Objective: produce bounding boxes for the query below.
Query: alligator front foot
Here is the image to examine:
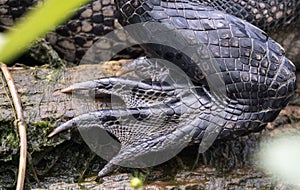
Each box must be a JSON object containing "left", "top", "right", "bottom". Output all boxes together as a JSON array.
[{"left": 49, "top": 75, "right": 206, "bottom": 177}]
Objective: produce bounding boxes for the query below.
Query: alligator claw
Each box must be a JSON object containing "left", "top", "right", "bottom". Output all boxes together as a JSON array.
[
  {"left": 48, "top": 119, "right": 74, "bottom": 137},
  {"left": 49, "top": 101, "right": 202, "bottom": 177},
  {"left": 60, "top": 76, "right": 191, "bottom": 108},
  {"left": 60, "top": 81, "right": 98, "bottom": 93}
]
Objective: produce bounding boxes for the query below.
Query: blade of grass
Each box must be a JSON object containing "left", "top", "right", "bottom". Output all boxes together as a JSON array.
[{"left": 0, "top": 0, "right": 91, "bottom": 63}]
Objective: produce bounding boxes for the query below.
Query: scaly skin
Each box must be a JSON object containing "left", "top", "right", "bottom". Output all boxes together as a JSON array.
[
  {"left": 48, "top": 0, "right": 297, "bottom": 178},
  {"left": 0, "top": 0, "right": 299, "bottom": 61}
]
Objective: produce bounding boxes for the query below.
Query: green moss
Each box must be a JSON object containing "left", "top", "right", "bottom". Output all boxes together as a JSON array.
[
  {"left": 0, "top": 122, "right": 19, "bottom": 162},
  {"left": 0, "top": 119, "right": 66, "bottom": 161},
  {"left": 28, "top": 120, "right": 67, "bottom": 152},
  {"left": 5, "top": 133, "right": 18, "bottom": 147}
]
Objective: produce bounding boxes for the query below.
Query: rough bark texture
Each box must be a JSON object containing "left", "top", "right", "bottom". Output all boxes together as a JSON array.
[{"left": 0, "top": 61, "right": 128, "bottom": 122}]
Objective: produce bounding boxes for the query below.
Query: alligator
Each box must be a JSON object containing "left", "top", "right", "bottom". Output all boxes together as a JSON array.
[{"left": 44, "top": 0, "right": 298, "bottom": 177}]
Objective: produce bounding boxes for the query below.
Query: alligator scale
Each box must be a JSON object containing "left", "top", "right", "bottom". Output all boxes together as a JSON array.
[{"left": 1, "top": 0, "right": 298, "bottom": 177}]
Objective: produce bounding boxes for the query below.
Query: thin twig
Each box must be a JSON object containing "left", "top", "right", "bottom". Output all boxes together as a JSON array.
[
  {"left": 0, "top": 63, "right": 27, "bottom": 190},
  {"left": 27, "top": 152, "right": 40, "bottom": 187}
]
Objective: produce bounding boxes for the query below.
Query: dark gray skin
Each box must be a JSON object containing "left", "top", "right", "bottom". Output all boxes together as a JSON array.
[
  {"left": 47, "top": 0, "right": 297, "bottom": 178},
  {"left": 1, "top": 0, "right": 299, "bottom": 62}
]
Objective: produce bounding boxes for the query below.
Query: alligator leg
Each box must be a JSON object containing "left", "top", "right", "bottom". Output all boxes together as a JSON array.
[
  {"left": 49, "top": 92, "right": 202, "bottom": 177},
  {"left": 49, "top": 58, "right": 233, "bottom": 177},
  {"left": 49, "top": 72, "right": 205, "bottom": 174}
]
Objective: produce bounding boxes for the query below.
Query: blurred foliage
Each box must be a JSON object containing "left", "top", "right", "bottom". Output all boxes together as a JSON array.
[{"left": 0, "top": 0, "right": 91, "bottom": 63}]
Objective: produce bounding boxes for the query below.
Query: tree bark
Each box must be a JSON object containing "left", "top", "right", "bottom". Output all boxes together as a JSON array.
[{"left": 0, "top": 61, "right": 129, "bottom": 123}]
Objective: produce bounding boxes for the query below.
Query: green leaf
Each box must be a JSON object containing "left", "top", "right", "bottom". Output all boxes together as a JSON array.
[{"left": 0, "top": 0, "right": 91, "bottom": 63}]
